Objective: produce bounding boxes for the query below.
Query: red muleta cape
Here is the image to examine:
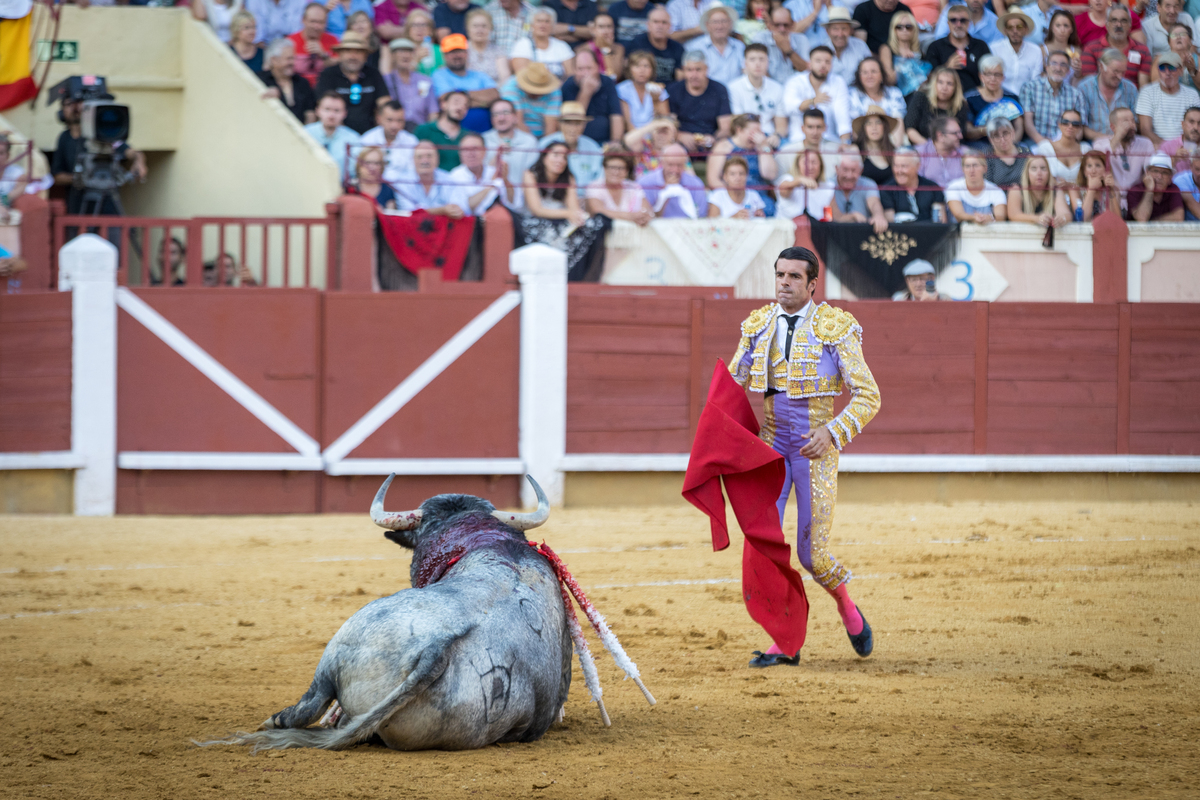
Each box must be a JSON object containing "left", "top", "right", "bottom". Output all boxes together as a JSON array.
[{"left": 682, "top": 360, "right": 809, "bottom": 655}]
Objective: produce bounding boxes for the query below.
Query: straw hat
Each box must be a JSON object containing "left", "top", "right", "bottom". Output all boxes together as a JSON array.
[
  {"left": 332, "top": 34, "right": 371, "bottom": 51},
  {"left": 821, "top": 8, "right": 860, "bottom": 28},
  {"left": 559, "top": 101, "right": 593, "bottom": 122},
  {"left": 851, "top": 104, "right": 902, "bottom": 138},
  {"left": 995, "top": 9, "right": 1034, "bottom": 32},
  {"left": 515, "top": 62, "right": 563, "bottom": 96}
]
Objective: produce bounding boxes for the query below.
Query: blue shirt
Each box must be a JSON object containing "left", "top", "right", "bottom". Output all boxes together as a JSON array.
[
  {"left": 932, "top": 1, "right": 1002, "bottom": 45},
  {"left": 245, "top": 0, "right": 306, "bottom": 42},
  {"left": 304, "top": 123, "right": 362, "bottom": 183},
  {"left": 561, "top": 74, "right": 623, "bottom": 143},
  {"left": 326, "top": 0, "right": 375, "bottom": 36},
  {"left": 1175, "top": 172, "right": 1200, "bottom": 220},
  {"left": 431, "top": 67, "right": 498, "bottom": 132}
]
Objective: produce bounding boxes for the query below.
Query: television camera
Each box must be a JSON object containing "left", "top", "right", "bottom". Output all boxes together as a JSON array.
[{"left": 47, "top": 76, "right": 135, "bottom": 215}]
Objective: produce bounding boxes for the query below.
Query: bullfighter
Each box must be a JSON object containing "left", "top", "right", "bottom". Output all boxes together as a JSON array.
[{"left": 730, "top": 246, "right": 881, "bottom": 667}]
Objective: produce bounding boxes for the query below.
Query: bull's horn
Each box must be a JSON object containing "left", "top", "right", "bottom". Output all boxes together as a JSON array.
[
  {"left": 493, "top": 475, "right": 550, "bottom": 531},
  {"left": 370, "top": 474, "right": 424, "bottom": 530}
]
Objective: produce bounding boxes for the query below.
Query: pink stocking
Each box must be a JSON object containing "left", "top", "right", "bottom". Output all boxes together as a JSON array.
[{"left": 827, "top": 583, "right": 863, "bottom": 635}]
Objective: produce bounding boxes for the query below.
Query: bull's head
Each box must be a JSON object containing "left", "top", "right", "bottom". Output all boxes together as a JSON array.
[{"left": 370, "top": 474, "right": 549, "bottom": 544}]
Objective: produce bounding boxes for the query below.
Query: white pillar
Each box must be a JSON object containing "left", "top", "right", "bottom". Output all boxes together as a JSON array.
[
  {"left": 58, "top": 235, "right": 118, "bottom": 516},
  {"left": 510, "top": 243, "right": 567, "bottom": 508}
]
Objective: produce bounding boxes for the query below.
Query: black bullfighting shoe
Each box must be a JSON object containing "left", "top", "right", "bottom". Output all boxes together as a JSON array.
[
  {"left": 749, "top": 650, "right": 801, "bottom": 668},
  {"left": 847, "top": 606, "right": 873, "bottom": 658}
]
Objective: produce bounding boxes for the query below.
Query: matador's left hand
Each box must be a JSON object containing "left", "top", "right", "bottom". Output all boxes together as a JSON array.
[{"left": 799, "top": 426, "right": 834, "bottom": 459}]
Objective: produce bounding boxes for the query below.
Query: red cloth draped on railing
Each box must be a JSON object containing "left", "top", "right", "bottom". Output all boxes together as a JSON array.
[
  {"left": 682, "top": 360, "right": 809, "bottom": 655},
  {"left": 375, "top": 210, "right": 475, "bottom": 281}
]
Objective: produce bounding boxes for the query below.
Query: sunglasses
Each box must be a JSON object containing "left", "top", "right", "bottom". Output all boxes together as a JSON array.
[
  {"left": 948, "top": 17, "right": 970, "bottom": 24},
  {"left": 1060, "top": 118, "right": 1083, "bottom": 127},
  {"left": 1159, "top": 63, "right": 1180, "bottom": 71},
  {"left": 895, "top": 22, "right": 914, "bottom": 29}
]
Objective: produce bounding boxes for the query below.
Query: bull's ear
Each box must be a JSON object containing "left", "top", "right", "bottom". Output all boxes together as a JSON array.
[{"left": 384, "top": 529, "right": 417, "bottom": 549}]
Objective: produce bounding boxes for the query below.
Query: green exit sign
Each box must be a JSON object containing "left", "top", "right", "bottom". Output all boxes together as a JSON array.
[{"left": 36, "top": 40, "right": 79, "bottom": 62}]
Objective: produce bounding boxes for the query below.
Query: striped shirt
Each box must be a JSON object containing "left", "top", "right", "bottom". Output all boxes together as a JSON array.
[
  {"left": 483, "top": 0, "right": 536, "bottom": 54},
  {"left": 1134, "top": 82, "right": 1200, "bottom": 140}
]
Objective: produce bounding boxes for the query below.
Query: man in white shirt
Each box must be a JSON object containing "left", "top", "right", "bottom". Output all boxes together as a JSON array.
[
  {"left": 823, "top": 8, "right": 872, "bottom": 86},
  {"left": 359, "top": 101, "right": 419, "bottom": 187},
  {"left": 449, "top": 133, "right": 511, "bottom": 215},
  {"left": 781, "top": 46, "right": 852, "bottom": 143},
  {"left": 1143, "top": 0, "right": 1197, "bottom": 55},
  {"left": 751, "top": 6, "right": 811, "bottom": 84},
  {"left": 481, "top": 98, "right": 539, "bottom": 211},
  {"left": 728, "top": 44, "right": 785, "bottom": 143},
  {"left": 691, "top": 5, "right": 746, "bottom": 86},
  {"left": 1136, "top": 51, "right": 1200, "bottom": 147},
  {"left": 665, "top": 0, "right": 721, "bottom": 43},
  {"left": 992, "top": 9, "right": 1044, "bottom": 96},
  {"left": 395, "top": 141, "right": 471, "bottom": 215}
]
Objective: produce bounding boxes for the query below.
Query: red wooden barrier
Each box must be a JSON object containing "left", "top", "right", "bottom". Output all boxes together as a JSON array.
[{"left": 0, "top": 292, "right": 71, "bottom": 452}]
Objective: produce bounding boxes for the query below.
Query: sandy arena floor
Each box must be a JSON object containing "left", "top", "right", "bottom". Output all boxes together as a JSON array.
[{"left": 1, "top": 500, "right": 1198, "bottom": 799}]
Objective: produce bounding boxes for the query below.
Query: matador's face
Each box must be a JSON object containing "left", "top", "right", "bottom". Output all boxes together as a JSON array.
[{"left": 775, "top": 259, "right": 816, "bottom": 314}]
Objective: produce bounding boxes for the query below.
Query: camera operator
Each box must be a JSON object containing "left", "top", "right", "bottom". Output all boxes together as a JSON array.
[{"left": 50, "top": 95, "right": 147, "bottom": 215}]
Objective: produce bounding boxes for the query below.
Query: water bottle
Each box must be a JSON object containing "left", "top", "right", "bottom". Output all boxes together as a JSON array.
[{"left": 1074, "top": 198, "right": 1084, "bottom": 222}]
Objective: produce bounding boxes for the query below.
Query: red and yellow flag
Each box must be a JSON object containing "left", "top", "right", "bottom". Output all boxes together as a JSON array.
[{"left": 0, "top": 9, "right": 36, "bottom": 110}]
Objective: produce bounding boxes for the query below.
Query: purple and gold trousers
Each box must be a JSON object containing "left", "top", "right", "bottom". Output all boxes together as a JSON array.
[{"left": 761, "top": 392, "right": 853, "bottom": 591}]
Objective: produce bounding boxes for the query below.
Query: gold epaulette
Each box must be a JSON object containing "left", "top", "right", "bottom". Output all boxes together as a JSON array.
[
  {"left": 812, "top": 303, "right": 861, "bottom": 345},
  {"left": 740, "top": 304, "right": 777, "bottom": 337}
]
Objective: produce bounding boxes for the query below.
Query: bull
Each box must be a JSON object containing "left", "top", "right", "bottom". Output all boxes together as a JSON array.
[{"left": 205, "top": 474, "right": 571, "bottom": 752}]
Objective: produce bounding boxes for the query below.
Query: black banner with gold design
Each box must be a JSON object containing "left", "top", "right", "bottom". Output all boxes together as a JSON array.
[{"left": 809, "top": 222, "right": 960, "bottom": 299}]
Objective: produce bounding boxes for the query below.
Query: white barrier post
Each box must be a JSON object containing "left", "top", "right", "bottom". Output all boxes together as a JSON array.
[
  {"left": 510, "top": 243, "right": 567, "bottom": 508},
  {"left": 58, "top": 234, "right": 118, "bottom": 516}
]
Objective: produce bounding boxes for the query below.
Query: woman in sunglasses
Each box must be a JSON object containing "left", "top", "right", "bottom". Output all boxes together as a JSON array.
[
  {"left": 879, "top": 11, "right": 929, "bottom": 97},
  {"left": 1035, "top": 109, "right": 1091, "bottom": 190}
]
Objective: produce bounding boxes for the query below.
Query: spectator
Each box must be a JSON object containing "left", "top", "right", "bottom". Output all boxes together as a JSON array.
[
  {"left": 1006, "top": 153, "right": 1070, "bottom": 228},
  {"left": 561, "top": 49, "right": 623, "bottom": 144},
  {"left": 992, "top": 9, "right": 1044, "bottom": 95},
  {"left": 892, "top": 259, "right": 940, "bottom": 301},
  {"left": 1079, "top": 48, "right": 1140, "bottom": 139},
  {"left": 0, "top": 134, "right": 28, "bottom": 205},
  {"left": 629, "top": 6, "right": 687, "bottom": 84},
  {"left": 519, "top": 142, "right": 608, "bottom": 281},
  {"left": 905, "top": 67, "right": 969, "bottom": 146},
  {"left": 465, "top": 10, "right": 511, "bottom": 83},
  {"left": 667, "top": 52, "right": 733, "bottom": 154},
  {"left": 1166, "top": 23, "right": 1199, "bottom": 88},
  {"left": 608, "top": 0, "right": 656, "bottom": 50},
  {"left": 639, "top": 142, "right": 709, "bottom": 217},
  {"left": 1037, "top": 108, "right": 1092, "bottom": 186},
  {"left": 984, "top": 117, "right": 1031, "bottom": 188},
  {"left": 483, "top": 98, "right": 540, "bottom": 210},
  {"left": 707, "top": 155, "right": 768, "bottom": 217},
  {"left": 692, "top": 6, "right": 745, "bottom": 86},
  {"left": 432, "top": 34, "right": 501, "bottom": 132},
  {"left": 450, "top": 132, "right": 509, "bottom": 214},
  {"left": 544, "top": 0, "right": 598, "bottom": 45},
  {"left": 847, "top": 57, "right": 905, "bottom": 143},
  {"left": 315, "top": 35, "right": 390, "bottom": 134},
  {"left": 288, "top": 3, "right": 337, "bottom": 87},
  {"left": 1127, "top": 152, "right": 1186, "bottom": 219},
  {"left": 775, "top": 147, "right": 835, "bottom": 219},
  {"left": 416, "top": 90, "right": 469, "bottom": 169},
  {"left": 1021, "top": 0, "right": 1064, "bottom": 46},
  {"left": 484, "top": 0, "right": 536, "bottom": 54},
  {"left": 738, "top": 0, "right": 771, "bottom": 41},
  {"left": 880, "top": 147, "right": 947, "bottom": 222},
  {"left": 783, "top": 0, "right": 832, "bottom": 48},
  {"left": 924, "top": 3, "right": 991, "bottom": 93},
  {"left": 404, "top": 10, "right": 443, "bottom": 75},
  {"left": 346, "top": 11, "right": 384, "bottom": 72},
  {"left": 1174, "top": 150, "right": 1200, "bottom": 218},
  {"left": 707, "top": 113, "right": 779, "bottom": 214},
  {"left": 1041, "top": 10, "right": 1084, "bottom": 77},
  {"left": 511, "top": 7, "right": 577, "bottom": 79},
  {"left": 965, "top": 55, "right": 1025, "bottom": 142},
  {"left": 667, "top": 0, "right": 723, "bottom": 44},
  {"left": 152, "top": 237, "right": 186, "bottom": 286},
  {"left": 932, "top": 0, "right": 1001, "bottom": 45},
  {"left": 374, "top": 0, "right": 427, "bottom": 42},
  {"left": 305, "top": 91, "right": 362, "bottom": 181},
  {"left": 830, "top": 145, "right": 888, "bottom": 233},
  {"left": 781, "top": 46, "right": 852, "bottom": 143},
  {"left": 751, "top": 6, "right": 810, "bottom": 85},
  {"left": 619, "top": 51, "right": 670, "bottom": 129},
  {"left": 260, "top": 38, "right": 318, "bottom": 123},
  {"left": 585, "top": 149, "right": 653, "bottom": 224},
  {"left": 383, "top": 39, "right": 438, "bottom": 127},
  {"left": 1162, "top": 106, "right": 1200, "bottom": 170},
  {"left": 852, "top": 105, "right": 900, "bottom": 185},
  {"left": 230, "top": 11, "right": 266, "bottom": 72},
  {"left": 878, "top": 11, "right": 929, "bottom": 97},
  {"left": 823, "top": 8, "right": 871, "bottom": 87},
  {"left": 395, "top": 140, "right": 470, "bottom": 214},
  {"left": 853, "top": 0, "right": 912, "bottom": 53},
  {"left": 347, "top": 146, "right": 399, "bottom": 208},
  {"left": 1081, "top": 5, "right": 1152, "bottom": 87},
  {"left": 728, "top": 44, "right": 784, "bottom": 143},
  {"left": 623, "top": 115, "right": 683, "bottom": 175},
  {"left": 1079, "top": 149, "right": 1123, "bottom": 219},
  {"left": 435, "top": 0, "right": 479, "bottom": 40},
  {"left": 916, "top": 115, "right": 967, "bottom": 186},
  {"left": 945, "top": 152, "right": 1009, "bottom": 222},
  {"left": 1021, "top": 50, "right": 1087, "bottom": 144},
  {"left": 780, "top": 107, "right": 841, "bottom": 177},
  {"left": 583, "top": 14, "right": 626, "bottom": 80},
  {"left": 327, "top": 0, "right": 375, "bottom": 38},
  {"left": 1143, "top": 0, "right": 1192, "bottom": 54},
  {"left": 361, "top": 100, "right": 419, "bottom": 184},
  {"left": 502, "top": 63, "right": 564, "bottom": 138},
  {"left": 1076, "top": 0, "right": 1132, "bottom": 50},
  {"left": 192, "top": 0, "right": 243, "bottom": 43},
  {"left": 203, "top": 253, "right": 258, "bottom": 288},
  {"left": 245, "top": 0, "right": 306, "bottom": 43},
  {"left": 1137, "top": 52, "right": 1200, "bottom": 146},
  {"left": 1095, "top": 106, "right": 1157, "bottom": 202},
  {"left": 540, "top": 101, "right": 604, "bottom": 189}
]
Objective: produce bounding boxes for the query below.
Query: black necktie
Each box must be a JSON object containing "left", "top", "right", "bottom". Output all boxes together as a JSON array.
[{"left": 782, "top": 314, "right": 800, "bottom": 360}]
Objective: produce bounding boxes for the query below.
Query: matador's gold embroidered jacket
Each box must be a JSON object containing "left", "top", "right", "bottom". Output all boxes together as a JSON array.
[{"left": 729, "top": 302, "right": 882, "bottom": 450}]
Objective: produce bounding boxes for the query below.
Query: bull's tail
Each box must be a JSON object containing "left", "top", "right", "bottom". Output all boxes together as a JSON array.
[{"left": 196, "top": 636, "right": 456, "bottom": 753}]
